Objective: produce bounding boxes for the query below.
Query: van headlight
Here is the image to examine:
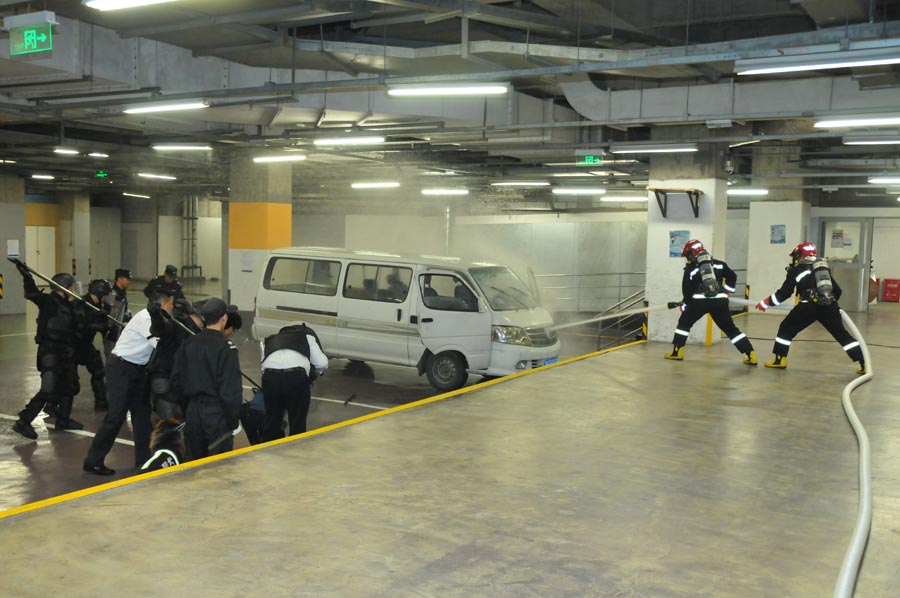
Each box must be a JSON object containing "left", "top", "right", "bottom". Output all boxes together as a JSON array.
[{"left": 492, "top": 325, "right": 531, "bottom": 345}]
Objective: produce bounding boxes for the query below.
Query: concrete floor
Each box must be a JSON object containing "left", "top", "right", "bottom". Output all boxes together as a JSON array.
[{"left": 1, "top": 303, "right": 898, "bottom": 596}]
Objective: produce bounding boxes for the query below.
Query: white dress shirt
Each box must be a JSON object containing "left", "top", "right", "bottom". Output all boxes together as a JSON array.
[
  {"left": 112, "top": 308, "right": 159, "bottom": 365},
  {"left": 260, "top": 334, "right": 328, "bottom": 376}
]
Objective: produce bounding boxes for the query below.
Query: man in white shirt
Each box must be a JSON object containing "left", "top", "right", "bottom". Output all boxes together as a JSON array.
[
  {"left": 83, "top": 290, "right": 174, "bottom": 475},
  {"left": 260, "top": 323, "right": 327, "bottom": 441}
]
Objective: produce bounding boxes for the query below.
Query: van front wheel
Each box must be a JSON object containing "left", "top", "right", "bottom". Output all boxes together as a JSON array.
[{"left": 426, "top": 352, "right": 467, "bottom": 391}]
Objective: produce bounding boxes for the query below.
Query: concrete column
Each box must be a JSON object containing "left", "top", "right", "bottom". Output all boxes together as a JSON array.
[
  {"left": 646, "top": 150, "right": 728, "bottom": 344},
  {"left": 227, "top": 153, "right": 292, "bottom": 308},
  {"left": 0, "top": 174, "right": 26, "bottom": 314},
  {"left": 58, "top": 191, "right": 91, "bottom": 286},
  {"left": 747, "top": 201, "right": 810, "bottom": 309},
  {"left": 157, "top": 194, "right": 184, "bottom": 275}
]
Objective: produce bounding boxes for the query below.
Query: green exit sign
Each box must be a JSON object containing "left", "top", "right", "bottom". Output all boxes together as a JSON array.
[
  {"left": 95, "top": 170, "right": 109, "bottom": 179},
  {"left": 576, "top": 155, "right": 603, "bottom": 166},
  {"left": 10, "top": 23, "right": 53, "bottom": 56}
]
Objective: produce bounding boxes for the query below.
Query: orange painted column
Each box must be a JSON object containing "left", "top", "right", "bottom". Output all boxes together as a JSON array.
[{"left": 227, "top": 154, "right": 293, "bottom": 309}]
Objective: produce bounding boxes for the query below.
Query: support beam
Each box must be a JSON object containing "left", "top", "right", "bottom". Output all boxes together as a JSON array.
[
  {"left": 120, "top": 3, "right": 323, "bottom": 38},
  {"left": 193, "top": 41, "right": 281, "bottom": 58}
]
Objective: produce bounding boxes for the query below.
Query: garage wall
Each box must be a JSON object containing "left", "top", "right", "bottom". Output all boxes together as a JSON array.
[
  {"left": 121, "top": 198, "right": 157, "bottom": 280},
  {"left": 89, "top": 206, "right": 122, "bottom": 281},
  {"left": 345, "top": 214, "right": 445, "bottom": 254},
  {"left": 872, "top": 219, "right": 900, "bottom": 280},
  {"left": 197, "top": 216, "right": 222, "bottom": 280},
  {"left": 293, "top": 213, "right": 345, "bottom": 248},
  {"left": 157, "top": 215, "right": 181, "bottom": 275},
  {"left": 0, "top": 202, "right": 26, "bottom": 315}
]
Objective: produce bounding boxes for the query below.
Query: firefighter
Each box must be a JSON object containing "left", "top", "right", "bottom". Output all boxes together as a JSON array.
[
  {"left": 665, "top": 239, "right": 757, "bottom": 365},
  {"left": 11, "top": 260, "right": 83, "bottom": 439},
  {"left": 756, "top": 242, "right": 865, "bottom": 373}
]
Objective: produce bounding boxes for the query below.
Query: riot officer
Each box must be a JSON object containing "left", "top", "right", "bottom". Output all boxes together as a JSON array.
[
  {"left": 11, "top": 260, "right": 83, "bottom": 440},
  {"left": 143, "top": 264, "right": 184, "bottom": 301},
  {"left": 756, "top": 242, "right": 865, "bottom": 373},
  {"left": 665, "top": 239, "right": 757, "bottom": 365},
  {"left": 77, "top": 279, "right": 112, "bottom": 410},
  {"left": 260, "top": 322, "right": 328, "bottom": 441},
  {"left": 171, "top": 298, "right": 243, "bottom": 459},
  {"left": 104, "top": 268, "right": 133, "bottom": 360},
  {"left": 147, "top": 297, "right": 202, "bottom": 421}
]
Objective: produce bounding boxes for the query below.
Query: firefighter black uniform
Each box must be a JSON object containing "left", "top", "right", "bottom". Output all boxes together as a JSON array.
[
  {"left": 756, "top": 242, "right": 865, "bottom": 373},
  {"left": 76, "top": 280, "right": 112, "bottom": 410},
  {"left": 103, "top": 268, "right": 132, "bottom": 360},
  {"left": 666, "top": 240, "right": 757, "bottom": 364},
  {"left": 11, "top": 263, "right": 83, "bottom": 440},
  {"left": 260, "top": 323, "right": 328, "bottom": 442},
  {"left": 147, "top": 298, "right": 202, "bottom": 421},
  {"left": 143, "top": 264, "right": 185, "bottom": 301},
  {"left": 171, "top": 298, "right": 242, "bottom": 460}
]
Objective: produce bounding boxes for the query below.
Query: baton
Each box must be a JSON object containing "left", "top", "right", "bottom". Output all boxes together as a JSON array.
[{"left": 8, "top": 257, "right": 125, "bottom": 328}]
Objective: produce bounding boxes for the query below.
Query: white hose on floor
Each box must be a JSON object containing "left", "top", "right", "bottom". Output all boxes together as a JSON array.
[
  {"left": 833, "top": 310, "right": 873, "bottom": 598},
  {"left": 548, "top": 304, "right": 670, "bottom": 332}
]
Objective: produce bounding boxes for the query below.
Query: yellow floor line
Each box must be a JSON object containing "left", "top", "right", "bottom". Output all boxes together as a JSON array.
[{"left": 0, "top": 339, "right": 645, "bottom": 521}]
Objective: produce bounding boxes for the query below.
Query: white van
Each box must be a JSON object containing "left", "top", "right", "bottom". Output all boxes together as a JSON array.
[{"left": 251, "top": 247, "right": 561, "bottom": 391}]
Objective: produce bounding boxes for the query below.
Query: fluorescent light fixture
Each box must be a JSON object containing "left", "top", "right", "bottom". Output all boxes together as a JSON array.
[
  {"left": 490, "top": 181, "right": 550, "bottom": 187},
  {"left": 422, "top": 188, "right": 469, "bottom": 196},
  {"left": 54, "top": 148, "right": 79, "bottom": 155},
  {"left": 868, "top": 177, "right": 900, "bottom": 184},
  {"left": 313, "top": 136, "right": 385, "bottom": 146},
  {"left": 599, "top": 195, "right": 648, "bottom": 203},
  {"left": 1, "top": 159, "right": 17, "bottom": 164},
  {"left": 85, "top": 0, "right": 179, "bottom": 10},
  {"left": 551, "top": 187, "right": 606, "bottom": 195},
  {"left": 123, "top": 192, "right": 150, "bottom": 199},
  {"left": 152, "top": 144, "right": 212, "bottom": 151},
  {"left": 138, "top": 172, "right": 176, "bottom": 180},
  {"left": 32, "top": 174, "right": 54, "bottom": 180},
  {"left": 609, "top": 143, "right": 699, "bottom": 154},
  {"left": 421, "top": 170, "right": 456, "bottom": 176},
  {"left": 843, "top": 135, "right": 900, "bottom": 145},
  {"left": 552, "top": 172, "right": 597, "bottom": 178},
  {"left": 815, "top": 116, "right": 900, "bottom": 128},
  {"left": 88, "top": 152, "right": 109, "bottom": 158},
  {"left": 735, "top": 48, "right": 900, "bottom": 76},
  {"left": 252, "top": 154, "right": 308, "bottom": 163},
  {"left": 124, "top": 101, "right": 207, "bottom": 115},
  {"left": 387, "top": 84, "right": 509, "bottom": 97},
  {"left": 351, "top": 181, "right": 400, "bottom": 189},
  {"left": 729, "top": 139, "right": 760, "bottom": 148},
  {"left": 726, "top": 188, "right": 769, "bottom": 196}
]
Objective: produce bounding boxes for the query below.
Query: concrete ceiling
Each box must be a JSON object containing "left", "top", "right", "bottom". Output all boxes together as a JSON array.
[{"left": 0, "top": 0, "right": 899, "bottom": 210}]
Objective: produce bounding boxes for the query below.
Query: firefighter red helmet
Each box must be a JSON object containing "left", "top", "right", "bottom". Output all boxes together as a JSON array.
[
  {"left": 790, "top": 242, "right": 817, "bottom": 262},
  {"left": 681, "top": 239, "right": 705, "bottom": 259}
]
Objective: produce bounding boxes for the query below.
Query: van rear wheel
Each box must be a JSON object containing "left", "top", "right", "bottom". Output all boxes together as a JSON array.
[{"left": 426, "top": 352, "right": 467, "bottom": 391}]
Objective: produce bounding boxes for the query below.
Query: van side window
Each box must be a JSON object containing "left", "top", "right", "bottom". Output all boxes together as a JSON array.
[
  {"left": 419, "top": 274, "right": 478, "bottom": 312},
  {"left": 344, "top": 264, "right": 412, "bottom": 303},
  {"left": 264, "top": 258, "right": 340, "bottom": 296}
]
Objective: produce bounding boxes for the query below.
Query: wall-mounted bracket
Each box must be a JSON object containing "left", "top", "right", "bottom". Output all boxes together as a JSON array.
[{"left": 649, "top": 188, "right": 702, "bottom": 218}]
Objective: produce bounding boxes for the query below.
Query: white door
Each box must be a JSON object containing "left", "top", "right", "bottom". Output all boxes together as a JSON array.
[
  {"left": 413, "top": 270, "right": 492, "bottom": 369},
  {"left": 26, "top": 226, "right": 56, "bottom": 279},
  {"left": 336, "top": 263, "right": 416, "bottom": 365}
]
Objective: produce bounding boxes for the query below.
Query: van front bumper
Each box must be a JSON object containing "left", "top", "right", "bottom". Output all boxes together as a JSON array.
[{"left": 479, "top": 341, "right": 562, "bottom": 377}]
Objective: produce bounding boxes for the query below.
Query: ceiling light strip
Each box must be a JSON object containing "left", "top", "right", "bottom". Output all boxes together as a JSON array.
[
  {"left": 351, "top": 181, "right": 400, "bottom": 189},
  {"left": 124, "top": 101, "right": 207, "bottom": 115},
  {"left": 138, "top": 172, "right": 176, "bottom": 180},
  {"left": 253, "top": 155, "right": 308, "bottom": 163}
]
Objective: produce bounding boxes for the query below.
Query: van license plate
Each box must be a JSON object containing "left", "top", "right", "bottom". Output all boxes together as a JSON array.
[{"left": 543, "top": 357, "right": 559, "bottom": 366}]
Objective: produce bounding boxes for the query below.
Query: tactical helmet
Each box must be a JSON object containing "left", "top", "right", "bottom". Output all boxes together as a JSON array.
[
  {"left": 51, "top": 273, "right": 75, "bottom": 291},
  {"left": 790, "top": 242, "right": 817, "bottom": 263},
  {"left": 681, "top": 239, "right": 705, "bottom": 259},
  {"left": 88, "top": 278, "right": 112, "bottom": 298}
]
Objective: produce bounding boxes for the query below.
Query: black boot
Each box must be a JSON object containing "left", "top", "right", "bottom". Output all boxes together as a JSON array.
[
  {"left": 54, "top": 396, "right": 83, "bottom": 430},
  {"left": 13, "top": 420, "right": 38, "bottom": 440}
]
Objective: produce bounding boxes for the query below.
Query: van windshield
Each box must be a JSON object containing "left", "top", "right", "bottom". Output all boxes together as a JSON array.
[{"left": 469, "top": 266, "right": 538, "bottom": 311}]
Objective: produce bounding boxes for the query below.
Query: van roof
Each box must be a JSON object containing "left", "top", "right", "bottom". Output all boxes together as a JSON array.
[{"left": 268, "top": 246, "right": 504, "bottom": 270}]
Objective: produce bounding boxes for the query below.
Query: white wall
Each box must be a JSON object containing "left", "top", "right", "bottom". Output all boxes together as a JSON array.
[
  {"left": 748, "top": 201, "right": 809, "bottom": 302},
  {"left": 293, "top": 213, "right": 345, "bottom": 247},
  {"left": 157, "top": 214, "right": 181, "bottom": 274},
  {"left": 725, "top": 209, "right": 749, "bottom": 273},
  {"left": 872, "top": 219, "right": 900, "bottom": 280},
  {"left": 0, "top": 202, "right": 26, "bottom": 314},
  {"left": 197, "top": 216, "right": 222, "bottom": 280},
  {"left": 90, "top": 206, "right": 122, "bottom": 281},
  {"left": 121, "top": 223, "right": 157, "bottom": 280},
  {"left": 345, "top": 214, "right": 446, "bottom": 254}
]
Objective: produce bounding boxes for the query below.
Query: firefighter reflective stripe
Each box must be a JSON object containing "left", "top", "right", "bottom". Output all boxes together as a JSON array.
[
  {"left": 713, "top": 264, "right": 724, "bottom": 269},
  {"left": 795, "top": 269, "right": 812, "bottom": 283},
  {"left": 731, "top": 333, "right": 747, "bottom": 344},
  {"left": 689, "top": 268, "right": 699, "bottom": 278},
  {"left": 693, "top": 293, "right": 728, "bottom": 299},
  {"left": 775, "top": 337, "right": 792, "bottom": 346},
  {"left": 843, "top": 341, "right": 860, "bottom": 351},
  {"left": 769, "top": 294, "right": 781, "bottom": 306},
  {"left": 723, "top": 284, "right": 736, "bottom": 292},
  {"left": 675, "top": 329, "right": 690, "bottom": 337}
]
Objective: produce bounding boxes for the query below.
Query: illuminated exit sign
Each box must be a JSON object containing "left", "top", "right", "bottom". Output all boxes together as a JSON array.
[
  {"left": 10, "top": 23, "right": 52, "bottom": 56},
  {"left": 577, "top": 155, "right": 603, "bottom": 165}
]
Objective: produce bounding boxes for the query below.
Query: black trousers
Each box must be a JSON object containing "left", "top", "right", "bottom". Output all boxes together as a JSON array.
[
  {"left": 772, "top": 302, "right": 864, "bottom": 362},
  {"left": 20, "top": 346, "right": 79, "bottom": 423},
  {"left": 261, "top": 368, "right": 311, "bottom": 442},
  {"left": 84, "top": 356, "right": 152, "bottom": 469},
  {"left": 671, "top": 297, "right": 753, "bottom": 354},
  {"left": 184, "top": 398, "right": 233, "bottom": 460},
  {"left": 77, "top": 343, "right": 107, "bottom": 404}
]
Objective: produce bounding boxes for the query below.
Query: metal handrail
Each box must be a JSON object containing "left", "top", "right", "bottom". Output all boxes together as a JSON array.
[{"left": 597, "top": 290, "right": 646, "bottom": 351}]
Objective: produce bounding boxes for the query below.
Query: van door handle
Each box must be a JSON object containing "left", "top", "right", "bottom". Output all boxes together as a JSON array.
[
  {"left": 410, "top": 315, "right": 418, "bottom": 324},
  {"left": 396, "top": 308, "right": 402, "bottom": 322},
  {"left": 421, "top": 317, "right": 433, "bottom": 323}
]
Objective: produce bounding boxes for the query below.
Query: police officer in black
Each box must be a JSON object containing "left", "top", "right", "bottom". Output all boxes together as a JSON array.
[
  {"left": 76, "top": 279, "right": 112, "bottom": 410},
  {"left": 756, "top": 241, "right": 866, "bottom": 373},
  {"left": 665, "top": 239, "right": 757, "bottom": 365},
  {"left": 260, "top": 323, "right": 328, "bottom": 441},
  {"left": 104, "top": 268, "right": 133, "bottom": 360},
  {"left": 143, "top": 264, "right": 185, "bottom": 301},
  {"left": 147, "top": 297, "right": 203, "bottom": 421},
  {"left": 171, "top": 298, "right": 243, "bottom": 459},
  {"left": 11, "top": 260, "right": 84, "bottom": 439}
]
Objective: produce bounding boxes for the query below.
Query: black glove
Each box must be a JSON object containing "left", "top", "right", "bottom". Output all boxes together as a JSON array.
[
  {"left": 10, "top": 258, "right": 30, "bottom": 278},
  {"left": 667, "top": 302, "right": 681, "bottom": 309}
]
